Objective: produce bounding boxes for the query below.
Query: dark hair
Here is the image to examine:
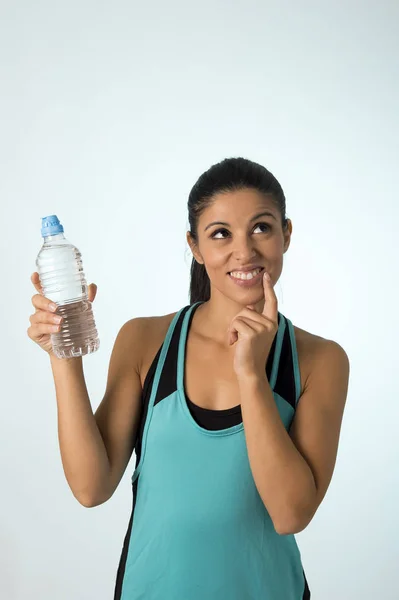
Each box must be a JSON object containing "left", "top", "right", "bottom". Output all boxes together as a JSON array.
[{"left": 187, "top": 157, "right": 289, "bottom": 304}]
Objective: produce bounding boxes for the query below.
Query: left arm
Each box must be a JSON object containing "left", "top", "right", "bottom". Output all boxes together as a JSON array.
[{"left": 239, "top": 339, "right": 350, "bottom": 535}]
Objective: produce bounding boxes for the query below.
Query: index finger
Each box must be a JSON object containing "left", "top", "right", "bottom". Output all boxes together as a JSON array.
[{"left": 261, "top": 271, "right": 278, "bottom": 322}]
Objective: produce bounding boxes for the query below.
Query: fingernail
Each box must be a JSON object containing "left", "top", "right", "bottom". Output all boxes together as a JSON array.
[
  {"left": 263, "top": 272, "right": 270, "bottom": 281},
  {"left": 49, "top": 303, "right": 58, "bottom": 312}
]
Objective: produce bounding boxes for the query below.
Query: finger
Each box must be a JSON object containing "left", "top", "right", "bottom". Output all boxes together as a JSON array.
[
  {"left": 31, "top": 272, "right": 43, "bottom": 294},
  {"left": 261, "top": 271, "right": 278, "bottom": 321},
  {"left": 239, "top": 308, "right": 268, "bottom": 327},
  {"left": 228, "top": 316, "right": 258, "bottom": 345},
  {"left": 227, "top": 309, "right": 263, "bottom": 345},
  {"left": 228, "top": 314, "right": 263, "bottom": 345},
  {"left": 31, "top": 292, "right": 58, "bottom": 313},
  {"left": 233, "top": 316, "right": 261, "bottom": 333},
  {"left": 30, "top": 309, "right": 63, "bottom": 326},
  {"left": 28, "top": 321, "right": 62, "bottom": 339},
  {"left": 88, "top": 283, "right": 97, "bottom": 303}
]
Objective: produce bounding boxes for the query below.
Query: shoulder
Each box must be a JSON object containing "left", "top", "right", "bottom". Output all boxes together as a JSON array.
[
  {"left": 138, "top": 310, "right": 179, "bottom": 338},
  {"left": 120, "top": 311, "right": 179, "bottom": 387},
  {"left": 121, "top": 310, "right": 178, "bottom": 339},
  {"left": 291, "top": 322, "right": 350, "bottom": 394}
]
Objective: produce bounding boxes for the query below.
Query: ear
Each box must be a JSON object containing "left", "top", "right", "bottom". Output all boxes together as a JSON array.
[
  {"left": 283, "top": 219, "right": 292, "bottom": 253},
  {"left": 186, "top": 231, "right": 204, "bottom": 265}
]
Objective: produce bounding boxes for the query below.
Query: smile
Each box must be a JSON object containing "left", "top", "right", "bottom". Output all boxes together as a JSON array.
[
  {"left": 228, "top": 267, "right": 265, "bottom": 288},
  {"left": 229, "top": 267, "right": 264, "bottom": 280}
]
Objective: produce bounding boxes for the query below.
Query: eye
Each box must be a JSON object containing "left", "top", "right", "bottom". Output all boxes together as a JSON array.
[
  {"left": 210, "top": 222, "right": 271, "bottom": 239},
  {"left": 254, "top": 222, "right": 271, "bottom": 234}
]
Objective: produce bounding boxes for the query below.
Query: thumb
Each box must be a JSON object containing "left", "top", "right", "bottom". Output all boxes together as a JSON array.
[
  {"left": 88, "top": 283, "right": 97, "bottom": 302},
  {"left": 31, "top": 271, "right": 43, "bottom": 294}
]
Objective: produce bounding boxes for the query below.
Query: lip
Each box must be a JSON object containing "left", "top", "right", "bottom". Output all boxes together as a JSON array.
[
  {"left": 228, "top": 267, "right": 265, "bottom": 288},
  {"left": 228, "top": 265, "right": 264, "bottom": 274}
]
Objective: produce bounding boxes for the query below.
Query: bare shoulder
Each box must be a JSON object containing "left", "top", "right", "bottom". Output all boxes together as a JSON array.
[
  {"left": 137, "top": 310, "right": 178, "bottom": 340},
  {"left": 293, "top": 323, "right": 349, "bottom": 360},
  {"left": 292, "top": 323, "right": 350, "bottom": 394},
  {"left": 293, "top": 323, "right": 329, "bottom": 356},
  {"left": 134, "top": 311, "right": 179, "bottom": 388}
]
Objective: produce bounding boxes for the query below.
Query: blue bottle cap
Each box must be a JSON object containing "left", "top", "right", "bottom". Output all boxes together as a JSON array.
[{"left": 41, "top": 215, "right": 64, "bottom": 237}]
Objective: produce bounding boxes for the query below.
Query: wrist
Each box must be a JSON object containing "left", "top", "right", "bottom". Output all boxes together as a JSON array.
[
  {"left": 49, "top": 352, "right": 83, "bottom": 368},
  {"left": 237, "top": 370, "right": 267, "bottom": 387}
]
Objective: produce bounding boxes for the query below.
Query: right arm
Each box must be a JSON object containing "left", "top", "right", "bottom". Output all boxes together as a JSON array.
[{"left": 49, "top": 318, "right": 145, "bottom": 507}]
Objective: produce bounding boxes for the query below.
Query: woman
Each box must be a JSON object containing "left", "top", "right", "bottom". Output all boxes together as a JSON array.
[{"left": 28, "top": 157, "right": 350, "bottom": 599}]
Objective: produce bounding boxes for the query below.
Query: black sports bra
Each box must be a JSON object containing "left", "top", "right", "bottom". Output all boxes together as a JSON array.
[{"left": 185, "top": 395, "right": 242, "bottom": 430}]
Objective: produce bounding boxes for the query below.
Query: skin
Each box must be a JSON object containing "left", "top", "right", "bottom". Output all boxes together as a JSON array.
[
  {"left": 28, "top": 188, "right": 349, "bottom": 530},
  {"left": 28, "top": 273, "right": 97, "bottom": 355},
  {"left": 179, "top": 187, "right": 350, "bottom": 533},
  {"left": 138, "top": 188, "right": 313, "bottom": 405},
  {"left": 186, "top": 188, "right": 291, "bottom": 348}
]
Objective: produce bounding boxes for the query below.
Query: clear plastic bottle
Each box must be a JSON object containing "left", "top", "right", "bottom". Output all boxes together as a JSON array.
[{"left": 35, "top": 215, "right": 100, "bottom": 359}]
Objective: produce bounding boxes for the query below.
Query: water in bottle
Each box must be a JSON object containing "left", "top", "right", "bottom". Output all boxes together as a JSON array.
[{"left": 35, "top": 215, "right": 100, "bottom": 359}]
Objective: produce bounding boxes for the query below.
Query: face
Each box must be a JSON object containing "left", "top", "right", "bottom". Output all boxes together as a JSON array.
[{"left": 187, "top": 188, "right": 292, "bottom": 305}]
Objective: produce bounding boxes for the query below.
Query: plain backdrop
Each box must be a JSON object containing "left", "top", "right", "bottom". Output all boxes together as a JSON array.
[{"left": 1, "top": 1, "right": 398, "bottom": 598}]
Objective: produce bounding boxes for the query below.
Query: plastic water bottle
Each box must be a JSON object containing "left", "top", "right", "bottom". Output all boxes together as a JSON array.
[{"left": 35, "top": 215, "right": 100, "bottom": 359}]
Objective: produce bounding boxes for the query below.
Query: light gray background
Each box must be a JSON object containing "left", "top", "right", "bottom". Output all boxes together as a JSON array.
[{"left": 1, "top": 1, "right": 398, "bottom": 598}]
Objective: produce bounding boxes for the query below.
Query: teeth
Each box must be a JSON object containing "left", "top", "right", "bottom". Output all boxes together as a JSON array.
[{"left": 230, "top": 267, "right": 262, "bottom": 280}]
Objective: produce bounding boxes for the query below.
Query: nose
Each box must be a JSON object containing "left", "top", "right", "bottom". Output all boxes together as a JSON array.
[{"left": 232, "top": 240, "right": 258, "bottom": 263}]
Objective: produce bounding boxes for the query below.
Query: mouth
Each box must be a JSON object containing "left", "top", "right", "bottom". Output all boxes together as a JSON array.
[
  {"left": 227, "top": 266, "right": 265, "bottom": 287},
  {"left": 227, "top": 266, "right": 265, "bottom": 277}
]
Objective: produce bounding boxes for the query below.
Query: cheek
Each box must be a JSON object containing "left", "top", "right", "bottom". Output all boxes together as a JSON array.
[
  {"left": 201, "top": 246, "right": 226, "bottom": 268},
  {"left": 207, "top": 254, "right": 228, "bottom": 272}
]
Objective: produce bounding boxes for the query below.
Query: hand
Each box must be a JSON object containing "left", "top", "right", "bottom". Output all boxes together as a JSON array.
[
  {"left": 227, "top": 271, "right": 279, "bottom": 378},
  {"left": 27, "top": 272, "right": 98, "bottom": 356}
]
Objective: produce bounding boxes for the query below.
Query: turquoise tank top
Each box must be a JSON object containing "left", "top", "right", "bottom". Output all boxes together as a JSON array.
[{"left": 115, "top": 302, "right": 311, "bottom": 599}]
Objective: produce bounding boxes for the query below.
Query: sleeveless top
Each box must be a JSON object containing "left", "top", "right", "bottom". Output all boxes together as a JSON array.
[{"left": 114, "top": 302, "right": 311, "bottom": 599}]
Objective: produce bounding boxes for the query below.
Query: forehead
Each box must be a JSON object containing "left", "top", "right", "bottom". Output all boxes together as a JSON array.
[{"left": 199, "top": 188, "right": 278, "bottom": 222}]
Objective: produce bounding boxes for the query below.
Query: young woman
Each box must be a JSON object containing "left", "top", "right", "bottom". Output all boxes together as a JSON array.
[{"left": 28, "top": 157, "right": 350, "bottom": 599}]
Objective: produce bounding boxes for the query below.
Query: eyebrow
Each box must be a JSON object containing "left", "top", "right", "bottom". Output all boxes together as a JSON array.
[{"left": 204, "top": 211, "right": 277, "bottom": 232}]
